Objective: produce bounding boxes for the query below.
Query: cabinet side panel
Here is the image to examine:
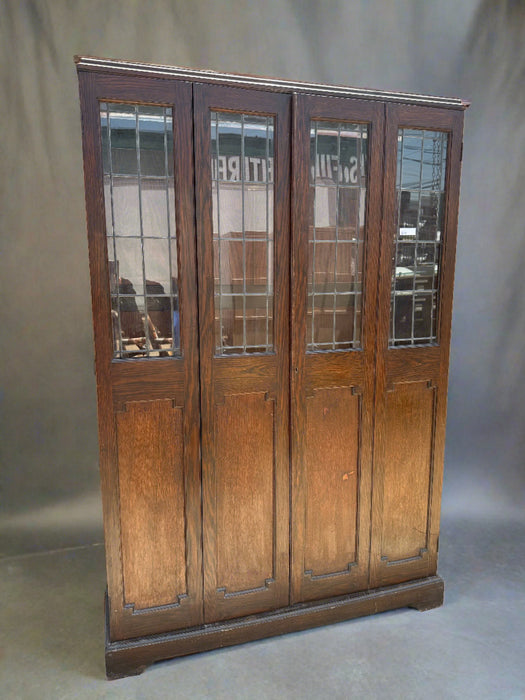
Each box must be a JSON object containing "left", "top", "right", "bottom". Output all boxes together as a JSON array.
[
  {"left": 117, "top": 399, "right": 186, "bottom": 609},
  {"left": 215, "top": 392, "right": 275, "bottom": 593},
  {"left": 304, "top": 387, "right": 359, "bottom": 575},
  {"left": 381, "top": 382, "right": 434, "bottom": 562}
]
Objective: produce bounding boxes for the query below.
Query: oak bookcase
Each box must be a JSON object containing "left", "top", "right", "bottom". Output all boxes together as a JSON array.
[{"left": 76, "top": 56, "right": 467, "bottom": 678}]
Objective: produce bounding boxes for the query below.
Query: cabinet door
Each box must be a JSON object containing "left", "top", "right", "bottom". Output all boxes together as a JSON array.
[
  {"left": 194, "top": 85, "right": 291, "bottom": 622},
  {"left": 79, "top": 73, "right": 203, "bottom": 640},
  {"left": 370, "top": 104, "right": 464, "bottom": 587},
  {"left": 291, "top": 95, "right": 384, "bottom": 603}
]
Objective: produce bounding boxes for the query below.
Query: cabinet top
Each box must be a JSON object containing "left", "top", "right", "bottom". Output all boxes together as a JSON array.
[{"left": 75, "top": 55, "right": 469, "bottom": 111}]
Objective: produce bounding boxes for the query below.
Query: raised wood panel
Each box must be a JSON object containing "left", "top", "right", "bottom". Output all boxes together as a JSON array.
[
  {"left": 215, "top": 392, "right": 275, "bottom": 593},
  {"left": 116, "top": 399, "right": 186, "bottom": 610},
  {"left": 381, "top": 382, "right": 435, "bottom": 563},
  {"left": 304, "top": 387, "right": 359, "bottom": 576}
]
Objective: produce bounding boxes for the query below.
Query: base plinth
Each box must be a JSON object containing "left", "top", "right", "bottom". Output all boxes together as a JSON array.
[{"left": 105, "top": 575, "right": 444, "bottom": 679}]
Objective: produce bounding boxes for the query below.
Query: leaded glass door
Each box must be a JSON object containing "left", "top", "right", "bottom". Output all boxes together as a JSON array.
[
  {"left": 78, "top": 72, "right": 203, "bottom": 641},
  {"left": 194, "top": 84, "right": 291, "bottom": 622},
  {"left": 370, "top": 104, "right": 463, "bottom": 588},
  {"left": 290, "top": 95, "right": 384, "bottom": 603}
]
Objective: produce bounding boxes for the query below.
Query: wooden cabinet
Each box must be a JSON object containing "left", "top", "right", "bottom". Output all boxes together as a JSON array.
[{"left": 76, "top": 56, "right": 467, "bottom": 679}]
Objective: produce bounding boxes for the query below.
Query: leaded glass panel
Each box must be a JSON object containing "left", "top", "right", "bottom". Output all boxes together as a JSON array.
[
  {"left": 100, "top": 102, "right": 180, "bottom": 358},
  {"left": 307, "top": 121, "right": 367, "bottom": 351},
  {"left": 390, "top": 128, "right": 448, "bottom": 346},
  {"left": 211, "top": 111, "right": 274, "bottom": 355}
]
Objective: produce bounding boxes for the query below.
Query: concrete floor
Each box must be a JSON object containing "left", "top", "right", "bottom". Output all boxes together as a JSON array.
[{"left": 1, "top": 515, "right": 524, "bottom": 699}]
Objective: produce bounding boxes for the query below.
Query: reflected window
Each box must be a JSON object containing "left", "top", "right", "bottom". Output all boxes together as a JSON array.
[
  {"left": 390, "top": 129, "right": 448, "bottom": 347},
  {"left": 100, "top": 103, "right": 180, "bottom": 358}
]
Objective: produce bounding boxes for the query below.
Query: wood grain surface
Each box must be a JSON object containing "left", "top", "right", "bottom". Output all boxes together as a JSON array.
[
  {"left": 117, "top": 400, "right": 185, "bottom": 609},
  {"left": 304, "top": 387, "right": 359, "bottom": 576},
  {"left": 381, "top": 382, "right": 434, "bottom": 562}
]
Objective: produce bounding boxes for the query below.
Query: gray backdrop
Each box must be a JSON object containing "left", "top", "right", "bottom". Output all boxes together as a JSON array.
[{"left": 1, "top": 0, "right": 524, "bottom": 557}]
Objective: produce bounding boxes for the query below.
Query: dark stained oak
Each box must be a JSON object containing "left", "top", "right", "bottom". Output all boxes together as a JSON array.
[
  {"left": 215, "top": 392, "right": 275, "bottom": 594},
  {"left": 304, "top": 387, "right": 359, "bottom": 584},
  {"left": 117, "top": 399, "right": 186, "bottom": 610},
  {"left": 75, "top": 56, "right": 469, "bottom": 111},
  {"left": 76, "top": 57, "right": 465, "bottom": 679},
  {"left": 381, "top": 383, "right": 435, "bottom": 568},
  {"left": 104, "top": 576, "right": 445, "bottom": 679}
]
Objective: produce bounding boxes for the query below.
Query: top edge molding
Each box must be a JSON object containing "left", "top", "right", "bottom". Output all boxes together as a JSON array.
[{"left": 74, "top": 56, "right": 470, "bottom": 110}]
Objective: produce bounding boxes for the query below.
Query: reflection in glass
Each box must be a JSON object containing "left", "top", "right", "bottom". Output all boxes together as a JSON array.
[
  {"left": 100, "top": 102, "right": 180, "bottom": 358},
  {"left": 211, "top": 111, "right": 274, "bottom": 355},
  {"left": 390, "top": 129, "right": 448, "bottom": 346},
  {"left": 307, "top": 121, "right": 368, "bottom": 351}
]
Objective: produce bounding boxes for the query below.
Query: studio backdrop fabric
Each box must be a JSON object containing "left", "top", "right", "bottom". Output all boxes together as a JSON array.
[{"left": 1, "top": 0, "right": 524, "bottom": 557}]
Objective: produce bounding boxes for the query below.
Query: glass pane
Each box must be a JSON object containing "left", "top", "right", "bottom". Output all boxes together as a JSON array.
[
  {"left": 112, "top": 179, "right": 141, "bottom": 237},
  {"left": 245, "top": 241, "right": 269, "bottom": 289},
  {"left": 141, "top": 182, "right": 169, "bottom": 238},
  {"left": 113, "top": 237, "right": 144, "bottom": 296},
  {"left": 218, "top": 296, "right": 244, "bottom": 351},
  {"left": 338, "top": 188, "right": 359, "bottom": 241},
  {"left": 217, "top": 239, "right": 243, "bottom": 295},
  {"left": 312, "top": 294, "right": 336, "bottom": 346},
  {"left": 146, "top": 296, "right": 174, "bottom": 355},
  {"left": 390, "top": 128, "right": 448, "bottom": 346},
  {"left": 212, "top": 112, "right": 275, "bottom": 355},
  {"left": 308, "top": 120, "right": 368, "bottom": 351},
  {"left": 419, "top": 192, "right": 444, "bottom": 241},
  {"left": 421, "top": 132, "right": 448, "bottom": 190},
  {"left": 108, "top": 104, "right": 138, "bottom": 175},
  {"left": 244, "top": 185, "right": 269, "bottom": 234},
  {"left": 244, "top": 116, "right": 270, "bottom": 183},
  {"left": 336, "top": 242, "right": 363, "bottom": 290},
  {"left": 312, "top": 242, "right": 336, "bottom": 287},
  {"left": 400, "top": 133, "right": 423, "bottom": 189},
  {"left": 138, "top": 109, "right": 168, "bottom": 177},
  {"left": 399, "top": 190, "right": 419, "bottom": 231},
  {"left": 143, "top": 238, "right": 171, "bottom": 293},
  {"left": 314, "top": 185, "right": 337, "bottom": 232},
  {"left": 101, "top": 102, "right": 180, "bottom": 358},
  {"left": 219, "top": 185, "right": 243, "bottom": 237},
  {"left": 119, "top": 295, "right": 147, "bottom": 357},
  {"left": 335, "top": 294, "right": 360, "bottom": 346},
  {"left": 245, "top": 297, "right": 272, "bottom": 352}
]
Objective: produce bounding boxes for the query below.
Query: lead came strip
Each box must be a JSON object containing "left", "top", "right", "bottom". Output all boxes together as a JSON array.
[{"left": 135, "top": 107, "right": 150, "bottom": 353}]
